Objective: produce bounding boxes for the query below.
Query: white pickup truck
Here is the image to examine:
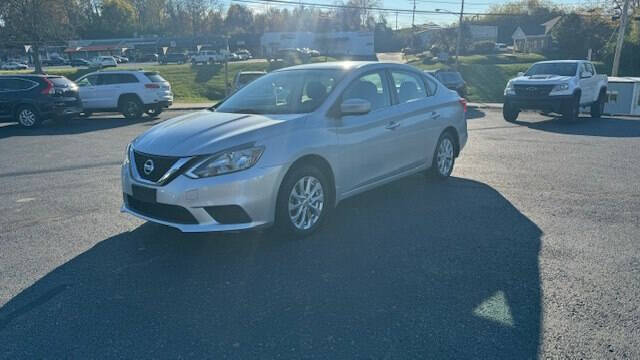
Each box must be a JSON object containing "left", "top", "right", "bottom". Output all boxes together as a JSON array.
[
  {"left": 191, "top": 50, "right": 224, "bottom": 65},
  {"left": 503, "top": 60, "right": 608, "bottom": 121}
]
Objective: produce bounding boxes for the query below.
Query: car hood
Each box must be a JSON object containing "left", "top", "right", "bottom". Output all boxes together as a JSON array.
[
  {"left": 132, "top": 110, "right": 302, "bottom": 156},
  {"left": 512, "top": 75, "right": 573, "bottom": 84}
]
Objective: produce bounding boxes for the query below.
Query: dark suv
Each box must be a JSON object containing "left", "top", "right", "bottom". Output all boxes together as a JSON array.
[
  {"left": 0, "top": 75, "right": 83, "bottom": 128},
  {"left": 160, "top": 53, "right": 187, "bottom": 65}
]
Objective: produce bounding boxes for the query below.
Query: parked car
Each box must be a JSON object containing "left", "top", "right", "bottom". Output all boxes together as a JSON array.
[
  {"left": 90, "top": 56, "right": 118, "bottom": 68},
  {"left": 1, "top": 62, "right": 29, "bottom": 70},
  {"left": 426, "top": 69, "right": 467, "bottom": 97},
  {"left": 503, "top": 60, "right": 608, "bottom": 121},
  {"left": 138, "top": 54, "right": 159, "bottom": 63},
  {"left": 495, "top": 43, "right": 508, "bottom": 52},
  {"left": 41, "top": 57, "right": 68, "bottom": 66},
  {"left": 235, "top": 50, "right": 252, "bottom": 60},
  {"left": 121, "top": 62, "right": 468, "bottom": 237},
  {"left": 113, "top": 55, "right": 129, "bottom": 63},
  {"left": 75, "top": 70, "right": 173, "bottom": 119},
  {"left": 191, "top": 50, "right": 223, "bottom": 64},
  {"left": 232, "top": 71, "right": 266, "bottom": 92},
  {"left": 69, "top": 58, "right": 90, "bottom": 67},
  {"left": 160, "top": 53, "right": 188, "bottom": 65},
  {"left": 0, "top": 75, "right": 82, "bottom": 128}
]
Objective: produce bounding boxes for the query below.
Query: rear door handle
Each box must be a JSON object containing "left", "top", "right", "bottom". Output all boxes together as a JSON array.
[
  {"left": 385, "top": 120, "right": 400, "bottom": 130},
  {"left": 431, "top": 111, "right": 441, "bottom": 120}
]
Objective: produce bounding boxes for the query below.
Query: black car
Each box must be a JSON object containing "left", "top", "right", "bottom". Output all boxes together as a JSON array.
[
  {"left": 69, "top": 58, "right": 90, "bottom": 67},
  {"left": 0, "top": 75, "right": 83, "bottom": 128},
  {"left": 138, "top": 54, "right": 159, "bottom": 63},
  {"left": 427, "top": 69, "right": 467, "bottom": 97},
  {"left": 160, "top": 53, "right": 187, "bottom": 65},
  {"left": 41, "top": 58, "right": 68, "bottom": 66}
]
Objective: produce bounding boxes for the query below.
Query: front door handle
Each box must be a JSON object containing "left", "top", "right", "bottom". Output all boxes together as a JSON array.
[
  {"left": 431, "top": 111, "right": 441, "bottom": 120},
  {"left": 385, "top": 120, "right": 400, "bottom": 130}
]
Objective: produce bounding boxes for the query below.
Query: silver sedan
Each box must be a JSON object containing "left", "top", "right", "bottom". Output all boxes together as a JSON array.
[{"left": 121, "top": 61, "right": 468, "bottom": 237}]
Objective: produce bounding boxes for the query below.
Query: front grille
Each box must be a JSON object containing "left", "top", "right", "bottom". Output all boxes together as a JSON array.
[
  {"left": 126, "top": 195, "right": 198, "bottom": 224},
  {"left": 133, "top": 150, "right": 179, "bottom": 182},
  {"left": 514, "top": 85, "right": 554, "bottom": 97}
]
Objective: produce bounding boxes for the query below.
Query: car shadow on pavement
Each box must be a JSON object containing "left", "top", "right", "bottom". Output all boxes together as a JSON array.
[
  {"left": 514, "top": 115, "right": 640, "bottom": 137},
  {"left": 0, "top": 116, "right": 160, "bottom": 139},
  {"left": 466, "top": 107, "right": 486, "bottom": 120},
  {"left": 0, "top": 176, "right": 542, "bottom": 359}
]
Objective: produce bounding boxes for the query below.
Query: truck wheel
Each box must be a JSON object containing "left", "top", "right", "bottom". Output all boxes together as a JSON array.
[
  {"left": 590, "top": 91, "right": 605, "bottom": 118},
  {"left": 146, "top": 105, "right": 163, "bottom": 117},
  {"left": 503, "top": 103, "right": 519, "bottom": 122},
  {"left": 563, "top": 94, "right": 580, "bottom": 121}
]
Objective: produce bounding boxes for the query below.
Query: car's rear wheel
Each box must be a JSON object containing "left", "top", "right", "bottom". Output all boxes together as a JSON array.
[
  {"left": 503, "top": 102, "right": 519, "bottom": 122},
  {"left": 146, "top": 106, "right": 163, "bottom": 117},
  {"left": 120, "top": 97, "right": 143, "bottom": 119},
  {"left": 16, "top": 105, "right": 41, "bottom": 128},
  {"left": 275, "top": 165, "right": 332, "bottom": 238},
  {"left": 591, "top": 91, "right": 605, "bottom": 118},
  {"left": 427, "top": 132, "right": 456, "bottom": 180}
]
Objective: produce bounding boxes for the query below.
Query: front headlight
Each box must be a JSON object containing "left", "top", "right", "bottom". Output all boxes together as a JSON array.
[
  {"left": 186, "top": 146, "right": 264, "bottom": 178},
  {"left": 504, "top": 81, "right": 515, "bottom": 96},
  {"left": 552, "top": 83, "right": 569, "bottom": 92}
]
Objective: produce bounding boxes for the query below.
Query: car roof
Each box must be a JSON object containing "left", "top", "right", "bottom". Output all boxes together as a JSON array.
[
  {"left": 0, "top": 74, "right": 45, "bottom": 78},
  {"left": 275, "top": 61, "right": 412, "bottom": 72},
  {"left": 534, "top": 60, "right": 586, "bottom": 64},
  {"left": 238, "top": 71, "right": 266, "bottom": 75}
]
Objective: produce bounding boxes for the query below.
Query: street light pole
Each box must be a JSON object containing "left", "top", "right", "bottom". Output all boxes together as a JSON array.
[
  {"left": 612, "top": 0, "right": 631, "bottom": 76},
  {"left": 455, "top": 0, "right": 465, "bottom": 70}
]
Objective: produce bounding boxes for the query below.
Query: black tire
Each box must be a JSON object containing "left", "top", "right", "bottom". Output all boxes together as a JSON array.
[
  {"left": 563, "top": 93, "right": 580, "bottom": 121},
  {"left": 120, "top": 97, "right": 143, "bottom": 119},
  {"left": 590, "top": 91, "right": 605, "bottom": 118},
  {"left": 427, "top": 131, "right": 456, "bottom": 180},
  {"left": 16, "top": 105, "right": 42, "bottom": 128},
  {"left": 146, "top": 106, "right": 163, "bottom": 117},
  {"left": 503, "top": 102, "right": 519, "bottom": 122},
  {"left": 274, "top": 165, "right": 333, "bottom": 238}
]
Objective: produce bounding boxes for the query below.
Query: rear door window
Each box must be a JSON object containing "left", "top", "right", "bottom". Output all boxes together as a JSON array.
[
  {"left": 2, "top": 78, "right": 37, "bottom": 91},
  {"left": 390, "top": 71, "right": 427, "bottom": 104}
]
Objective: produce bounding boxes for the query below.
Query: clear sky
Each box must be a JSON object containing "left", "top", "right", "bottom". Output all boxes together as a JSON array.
[{"left": 224, "top": 0, "right": 604, "bottom": 28}]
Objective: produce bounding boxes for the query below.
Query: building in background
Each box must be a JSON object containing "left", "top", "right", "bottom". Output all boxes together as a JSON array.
[
  {"left": 511, "top": 16, "right": 561, "bottom": 53},
  {"left": 469, "top": 25, "right": 498, "bottom": 43},
  {"left": 260, "top": 32, "right": 375, "bottom": 59}
]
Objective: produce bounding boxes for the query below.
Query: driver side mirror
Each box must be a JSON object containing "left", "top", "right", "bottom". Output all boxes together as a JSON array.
[{"left": 340, "top": 98, "right": 371, "bottom": 116}]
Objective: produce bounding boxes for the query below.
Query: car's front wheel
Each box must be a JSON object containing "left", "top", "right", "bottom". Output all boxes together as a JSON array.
[
  {"left": 503, "top": 102, "right": 519, "bottom": 122},
  {"left": 563, "top": 94, "right": 581, "bottom": 121},
  {"left": 275, "top": 165, "right": 332, "bottom": 238},
  {"left": 16, "top": 105, "right": 41, "bottom": 128},
  {"left": 428, "top": 132, "right": 456, "bottom": 180}
]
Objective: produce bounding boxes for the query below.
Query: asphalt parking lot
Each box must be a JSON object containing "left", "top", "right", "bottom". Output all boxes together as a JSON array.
[{"left": 1, "top": 109, "right": 639, "bottom": 358}]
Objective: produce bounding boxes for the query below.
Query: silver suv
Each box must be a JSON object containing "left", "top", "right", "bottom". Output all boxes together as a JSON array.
[{"left": 121, "top": 62, "right": 467, "bottom": 237}]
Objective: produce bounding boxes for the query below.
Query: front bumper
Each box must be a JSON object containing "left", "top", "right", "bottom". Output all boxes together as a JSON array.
[
  {"left": 121, "top": 162, "right": 286, "bottom": 232},
  {"left": 505, "top": 94, "right": 573, "bottom": 113}
]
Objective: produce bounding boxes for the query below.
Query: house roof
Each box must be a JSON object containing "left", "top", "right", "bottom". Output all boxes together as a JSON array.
[
  {"left": 518, "top": 24, "right": 546, "bottom": 36},
  {"left": 542, "top": 16, "right": 562, "bottom": 34}
]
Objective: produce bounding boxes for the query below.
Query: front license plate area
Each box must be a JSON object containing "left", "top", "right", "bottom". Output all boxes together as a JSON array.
[{"left": 132, "top": 184, "right": 157, "bottom": 203}]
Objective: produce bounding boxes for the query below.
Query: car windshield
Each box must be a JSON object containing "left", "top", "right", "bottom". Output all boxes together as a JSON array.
[
  {"left": 237, "top": 73, "right": 264, "bottom": 86},
  {"left": 525, "top": 63, "right": 577, "bottom": 76},
  {"left": 216, "top": 69, "right": 345, "bottom": 114}
]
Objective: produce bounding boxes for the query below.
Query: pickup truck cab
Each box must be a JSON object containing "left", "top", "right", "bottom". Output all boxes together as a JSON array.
[
  {"left": 503, "top": 60, "right": 607, "bottom": 121},
  {"left": 191, "top": 50, "right": 224, "bottom": 65}
]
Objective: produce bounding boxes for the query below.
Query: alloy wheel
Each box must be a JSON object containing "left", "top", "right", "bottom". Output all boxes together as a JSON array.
[
  {"left": 18, "top": 108, "right": 36, "bottom": 127},
  {"left": 437, "top": 137, "right": 454, "bottom": 176},
  {"left": 288, "top": 176, "right": 324, "bottom": 230}
]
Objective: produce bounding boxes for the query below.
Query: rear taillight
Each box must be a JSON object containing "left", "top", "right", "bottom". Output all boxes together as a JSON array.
[
  {"left": 459, "top": 98, "right": 467, "bottom": 113},
  {"left": 41, "top": 78, "right": 55, "bottom": 95},
  {"left": 145, "top": 83, "right": 160, "bottom": 89}
]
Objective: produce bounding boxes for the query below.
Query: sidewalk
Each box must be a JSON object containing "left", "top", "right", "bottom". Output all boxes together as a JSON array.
[{"left": 168, "top": 102, "right": 504, "bottom": 111}]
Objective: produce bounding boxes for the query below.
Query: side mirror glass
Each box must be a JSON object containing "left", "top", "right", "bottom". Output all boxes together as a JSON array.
[{"left": 341, "top": 98, "right": 372, "bottom": 116}]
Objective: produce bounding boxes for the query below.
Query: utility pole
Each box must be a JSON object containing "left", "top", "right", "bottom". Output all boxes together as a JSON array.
[
  {"left": 395, "top": 11, "right": 398, "bottom": 30},
  {"left": 412, "top": 0, "right": 416, "bottom": 28},
  {"left": 612, "top": 0, "right": 631, "bottom": 76},
  {"left": 455, "top": 0, "right": 465, "bottom": 70}
]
